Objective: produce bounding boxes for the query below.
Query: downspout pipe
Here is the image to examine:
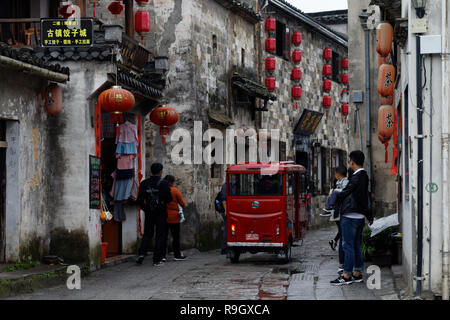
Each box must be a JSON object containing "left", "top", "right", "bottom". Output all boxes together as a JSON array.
[
  {"left": 360, "top": 10, "right": 372, "bottom": 191},
  {"left": 416, "top": 35, "right": 424, "bottom": 298},
  {"left": 441, "top": 0, "right": 450, "bottom": 301}
]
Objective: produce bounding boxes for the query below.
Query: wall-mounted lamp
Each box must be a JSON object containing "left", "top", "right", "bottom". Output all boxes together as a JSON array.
[{"left": 412, "top": 0, "right": 426, "bottom": 18}]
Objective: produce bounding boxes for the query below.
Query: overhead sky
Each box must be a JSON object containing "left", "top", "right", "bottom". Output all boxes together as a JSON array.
[{"left": 285, "top": 0, "right": 348, "bottom": 13}]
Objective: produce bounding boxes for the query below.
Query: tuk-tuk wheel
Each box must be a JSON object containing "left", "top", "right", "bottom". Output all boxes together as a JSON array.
[{"left": 229, "top": 249, "right": 240, "bottom": 263}]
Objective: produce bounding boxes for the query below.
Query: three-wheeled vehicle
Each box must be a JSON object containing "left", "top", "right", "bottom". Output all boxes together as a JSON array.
[{"left": 226, "top": 162, "right": 308, "bottom": 263}]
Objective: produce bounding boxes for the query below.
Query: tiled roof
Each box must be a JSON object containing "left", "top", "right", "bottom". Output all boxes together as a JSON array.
[
  {"left": 214, "top": 0, "right": 262, "bottom": 23},
  {"left": 0, "top": 42, "right": 70, "bottom": 77},
  {"left": 307, "top": 10, "right": 348, "bottom": 25},
  {"left": 113, "top": 68, "right": 163, "bottom": 99},
  {"left": 34, "top": 45, "right": 112, "bottom": 62},
  {"left": 232, "top": 72, "right": 277, "bottom": 101}
]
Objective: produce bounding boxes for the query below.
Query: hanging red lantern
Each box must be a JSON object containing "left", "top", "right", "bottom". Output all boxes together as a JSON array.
[
  {"left": 292, "top": 50, "right": 302, "bottom": 63},
  {"left": 291, "top": 68, "right": 302, "bottom": 81},
  {"left": 108, "top": 0, "right": 124, "bottom": 17},
  {"left": 265, "top": 77, "right": 276, "bottom": 91},
  {"left": 135, "top": 10, "right": 150, "bottom": 44},
  {"left": 323, "top": 79, "right": 332, "bottom": 92},
  {"left": 292, "top": 32, "right": 302, "bottom": 45},
  {"left": 44, "top": 83, "right": 63, "bottom": 115},
  {"left": 135, "top": 0, "right": 150, "bottom": 7},
  {"left": 99, "top": 86, "right": 135, "bottom": 114},
  {"left": 265, "top": 57, "right": 276, "bottom": 71},
  {"left": 342, "top": 58, "right": 349, "bottom": 69},
  {"left": 150, "top": 106, "right": 180, "bottom": 144},
  {"left": 323, "top": 64, "right": 332, "bottom": 76},
  {"left": 323, "top": 48, "right": 332, "bottom": 60},
  {"left": 59, "top": 4, "right": 75, "bottom": 18},
  {"left": 266, "top": 38, "right": 276, "bottom": 52},
  {"left": 342, "top": 73, "right": 349, "bottom": 85},
  {"left": 378, "top": 104, "right": 396, "bottom": 163},
  {"left": 376, "top": 22, "right": 393, "bottom": 57},
  {"left": 265, "top": 18, "right": 276, "bottom": 32},
  {"left": 377, "top": 63, "right": 396, "bottom": 97},
  {"left": 89, "top": 0, "right": 99, "bottom": 18},
  {"left": 292, "top": 86, "right": 302, "bottom": 99},
  {"left": 341, "top": 104, "right": 349, "bottom": 123}
]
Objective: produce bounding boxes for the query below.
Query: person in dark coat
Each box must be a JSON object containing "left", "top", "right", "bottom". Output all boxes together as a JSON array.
[
  {"left": 330, "top": 151, "right": 374, "bottom": 286},
  {"left": 136, "top": 163, "right": 172, "bottom": 266}
]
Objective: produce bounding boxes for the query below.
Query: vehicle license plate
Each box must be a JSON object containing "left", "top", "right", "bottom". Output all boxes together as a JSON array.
[{"left": 246, "top": 234, "right": 259, "bottom": 241}]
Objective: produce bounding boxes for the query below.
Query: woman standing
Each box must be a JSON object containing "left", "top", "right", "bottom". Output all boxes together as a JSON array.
[{"left": 164, "top": 175, "right": 187, "bottom": 261}]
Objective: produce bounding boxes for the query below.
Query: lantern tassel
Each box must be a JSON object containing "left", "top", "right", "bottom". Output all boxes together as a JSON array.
[
  {"left": 296, "top": 102, "right": 298, "bottom": 110},
  {"left": 93, "top": 3, "right": 96, "bottom": 18},
  {"left": 162, "top": 135, "right": 166, "bottom": 144},
  {"left": 326, "top": 110, "right": 329, "bottom": 117},
  {"left": 385, "top": 141, "right": 389, "bottom": 163},
  {"left": 116, "top": 123, "right": 120, "bottom": 137}
]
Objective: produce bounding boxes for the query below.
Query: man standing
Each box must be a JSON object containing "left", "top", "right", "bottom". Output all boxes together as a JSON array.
[
  {"left": 330, "top": 151, "right": 373, "bottom": 285},
  {"left": 215, "top": 183, "right": 227, "bottom": 255},
  {"left": 136, "top": 163, "right": 172, "bottom": 266}
]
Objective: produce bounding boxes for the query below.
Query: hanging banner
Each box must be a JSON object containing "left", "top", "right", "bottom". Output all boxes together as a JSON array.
[{"left": 89, "top": 155, "right": 101, "bottom": 209}]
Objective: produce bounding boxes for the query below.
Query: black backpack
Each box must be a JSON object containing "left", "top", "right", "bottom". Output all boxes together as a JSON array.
[{"left": 145, "top": 180, "right": 162, "bottom": 212}]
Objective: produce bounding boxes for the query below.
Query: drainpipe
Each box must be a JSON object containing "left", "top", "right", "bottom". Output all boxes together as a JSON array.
[
  {"left": 441, "top": 0, "right": 450, "bottom": 301},
  {"left": 416, "top": 34, "right": 424, "bottom": 298},
  {"left": 360, "top": 10, "right": 372, "bottom": 191},
  {"left": 428, "top": 57, "right": 433, "bottom": 293}
]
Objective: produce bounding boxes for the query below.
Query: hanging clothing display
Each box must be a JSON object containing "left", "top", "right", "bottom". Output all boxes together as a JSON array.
[
  {"left": 115, "top": 121, "right": 138, "bottom": 144},
  {"left": 116, "top": 141, "right": 137, "bottom": 155},
  {"left": 116, "top": 154, "right": 135, "bottom": 170}
]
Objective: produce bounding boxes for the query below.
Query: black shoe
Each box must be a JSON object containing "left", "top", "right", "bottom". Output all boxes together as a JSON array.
[
  {"left": 329, "top": 240, "right": 337, "bottom": 251},
  {"left": 136, "top": 255, "right": 145, "bottom": 264},
  {"left": 330, "top": 275, "right": 353, "bottom": 286},
  {"left": 153, "top": 261, "right": 163, "bottom": 267},
  {"left": 174, "top": 255, "right": 187, "bottom": 261},
  {"left": 320, "top": 209, "right": 333, "bottom": 217},
  {"left": 352, "top": 273, "right": 364, "bottom": 283}
]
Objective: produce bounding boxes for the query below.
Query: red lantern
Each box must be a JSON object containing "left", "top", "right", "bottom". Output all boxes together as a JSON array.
[
  {"left": 135, "top": 0, "right": 149, "bottom": 7},
  {"left": 323, "top": 96, "right": 332, "bottom": 107},
  {"left": 265, "top": 18, "right": 276, "bottom": 32},
  {"left": 45, "top": 84, "right": 63, "bottom": 115},
  {"left": 291, "top": 68, "right": 302, "bottom": 81},
  {"left": 292, "top": 50, "right": 302, "bottom": 63},
  {"left": 376, "top": 22, "right": 393, "bottom": 57},
  {"left": 342, "top": 73, "right": 349, "bottom": 84},
  {"left": 378, "top": 104, "right": 396, "bottom": 163},
  {"left": 292, "top": 86, "right": 302, "bottom": 99},
  {"left": 135, "top": 10, "right": 150, "bottom": 44},
  {"left": 59, "top": 4, "right": 75, "bottom": 18},
  {"left": 377, "top": 63, "right": 395, "bottom": 97},
  {"left": 323, "top": 64, "right": 332, "bottom": 77},
  {"left": 265, "top": 77, "right": 276, "bottom": 91},
  {"left": 99, "top": 86, "right": 135, "bottom": 114},
  {"left": 266, "top": 38, "right": 276, "bottom": 52},
  {"left": 108, "top": 0, "right": 124, "bottom": 16},
  {"left": 323, "top": 79, "right": 332, "bottom": 92},
  {"left": 292, "top": 32, "right": 302, "bottom": 45},
  {"left": 341, "top": 104, "right": 349, "bottom": 122},
  {"left": 323, "top": 48, "right": 332, "bottom": 60},
  {"left": 342, "top": 58, "right": 349, "bottom": 69},
  {"left": 150, "top": 106, "right": 180, "bottom": 144},
  {"left": 265, "top": 57, "right": 276, "bottom": 71}
]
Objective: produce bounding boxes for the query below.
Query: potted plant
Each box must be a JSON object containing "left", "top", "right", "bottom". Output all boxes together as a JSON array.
[{"left": 362, "top": 224, "right": 399, "bottom": 267}]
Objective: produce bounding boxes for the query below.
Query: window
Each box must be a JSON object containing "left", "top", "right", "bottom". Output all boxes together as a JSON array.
[
  {"left": 332, "top": 51, "right": 341, "bottom": 83},
  {"left": 241, "top": 48, "right": 245, "bottom": 67},
  {"left": 276, "top": 21, "right": 290, "bottom": 59},
  {"left": 212, "top": 34, "right": 217, "bottom": 56},
  {"left": 228, "top": 173, "right": 284, "bottom": 196},
  {"left": 210, "top": 137, "right": 222, "bottom": 179}
]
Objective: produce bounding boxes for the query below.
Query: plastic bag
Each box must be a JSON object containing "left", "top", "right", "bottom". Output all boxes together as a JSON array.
[{"left": 369, "top": 213, "right": 399, "bottom": 237}]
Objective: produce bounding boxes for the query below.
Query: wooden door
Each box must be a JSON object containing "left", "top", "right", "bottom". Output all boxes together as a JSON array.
[{"left": 102, "top": 220, "right": 121, "bottom": 257}]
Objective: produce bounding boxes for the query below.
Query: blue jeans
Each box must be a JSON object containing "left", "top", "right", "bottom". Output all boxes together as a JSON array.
[
  {"left": 341, "top": 216, "right": 365, "bottom": 275},
  {"left": 326, "top": 190, "right": 340, "bottom": 209}
]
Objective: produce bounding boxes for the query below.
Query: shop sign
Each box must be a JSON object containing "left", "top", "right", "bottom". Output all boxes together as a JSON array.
[
  {"left": 294, "top": 109, "right": 324, "bottom": 136},
  {"left": 89, "top": 155, "right": 101, "bottom": 209},
  {"left": 41, "top": 18, "right": 93, "bottom": 47}
]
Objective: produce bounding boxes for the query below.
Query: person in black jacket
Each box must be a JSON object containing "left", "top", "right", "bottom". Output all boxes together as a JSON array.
[
  {"left": 136, "top": 163, "right": 172, "bottom": 266},
  {"left": 330, "top": 151, "right": 373, "bottom": 286}
]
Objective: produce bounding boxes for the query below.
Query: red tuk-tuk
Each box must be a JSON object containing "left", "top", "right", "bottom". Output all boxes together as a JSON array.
[{"left": 226, "top": 162, "right": 308, "bottom": 263}]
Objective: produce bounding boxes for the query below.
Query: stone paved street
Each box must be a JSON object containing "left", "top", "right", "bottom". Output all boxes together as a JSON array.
[{"left": 8, "top": 227, "right": 400, "bottom": 300}]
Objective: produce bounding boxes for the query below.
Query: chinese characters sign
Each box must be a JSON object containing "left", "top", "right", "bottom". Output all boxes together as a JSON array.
[
  {"left": 41, "top": 18, "right": 93, "bottom": 47},
  {"left": 294, "top": 109, "right": 324, "bottom": 136}
]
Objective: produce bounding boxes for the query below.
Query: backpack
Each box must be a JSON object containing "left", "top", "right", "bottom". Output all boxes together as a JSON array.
[
  {"left": 214, "top": 191, "right": 225, "bottom": 214},
  {"left": 145, "top": 179, "right": 162, "bottom": 212}
]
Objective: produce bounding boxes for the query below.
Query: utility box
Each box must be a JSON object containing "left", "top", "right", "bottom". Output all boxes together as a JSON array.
[
  {"left": 420, "top": 35, "right": 442, "bottom": 54},
  {"left": 352, "top": 91, "right": 364, "bottom": 103}
]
